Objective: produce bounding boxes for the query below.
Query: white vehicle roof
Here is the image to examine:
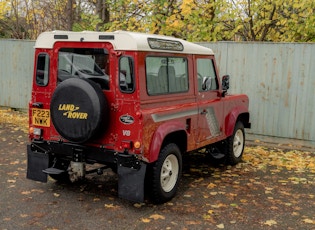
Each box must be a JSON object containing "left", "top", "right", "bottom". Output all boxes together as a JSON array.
[{"left": 35, "top": 30, "right": 214, "bottom": 55}]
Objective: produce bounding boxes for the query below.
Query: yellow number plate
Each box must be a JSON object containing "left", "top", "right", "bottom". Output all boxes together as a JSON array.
[{"left": 32, "top": 108, "right": 50, "bottom": 127}]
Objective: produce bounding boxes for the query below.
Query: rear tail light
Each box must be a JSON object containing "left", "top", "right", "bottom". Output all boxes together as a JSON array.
[
  {"left": 121, "top": 141, "right": 132, "bottom": 149},
  {"left": 121, "top": 141, "right": 142, "bottom": 153},
  {"left": 29, "top": 126, "right": 42, "bottom": 139}
]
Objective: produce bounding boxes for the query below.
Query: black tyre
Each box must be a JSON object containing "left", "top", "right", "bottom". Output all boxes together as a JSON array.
[
  {"left": 226, "top": 121, "right": 245, "bottom": 165},
  {"left": 50, "top": 78, "right": 107, "bottom": 143},
  {"left": 150, "top": 143, "right": 182, "bottom": 204}
]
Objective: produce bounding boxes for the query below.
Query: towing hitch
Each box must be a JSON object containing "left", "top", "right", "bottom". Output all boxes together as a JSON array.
[{"left": 43, "top": 161, "right": 110, "bottom": 182}]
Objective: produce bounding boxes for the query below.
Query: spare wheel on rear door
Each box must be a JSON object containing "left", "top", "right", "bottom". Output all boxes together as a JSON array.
[{"left": 50, "top": 78, "right": 107, "bottom": 143}]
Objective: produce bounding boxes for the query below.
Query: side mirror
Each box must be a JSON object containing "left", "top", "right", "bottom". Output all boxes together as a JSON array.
[
  {"left": 222, "top": 75, "right": 230, "bottom": 91},
  {"left": 222, "top": 75, "right": 230, "bottom": 97}
]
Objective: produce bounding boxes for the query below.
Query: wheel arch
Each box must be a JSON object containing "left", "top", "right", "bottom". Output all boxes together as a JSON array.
[
  {"left": 148, "top": 121, "right": 187, "bottom": 163},
  {"left": 225, "top": 106, "right": 250, "bottom": 137}
]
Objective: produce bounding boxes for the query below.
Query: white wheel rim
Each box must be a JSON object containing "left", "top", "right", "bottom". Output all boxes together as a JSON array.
[
  {"left": 160, "top": 154, "right": 179, "bottom": 192},
  {"left": 233, "top": 129, "right": 244, "bottom": 158}
]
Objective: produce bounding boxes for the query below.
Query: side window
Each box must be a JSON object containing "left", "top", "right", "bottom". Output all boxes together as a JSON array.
[
  {"left": 119, "top": 56, "right": 135, "bottom": 92},
  {"left": 146, "top": 57, "right": 188, "bottom": 95},
  {"left": 197, "top": 59, "right": 218, "bottom": 91},
  {"left": 36, "top": 53, "right": 49, "bottom": 86}
]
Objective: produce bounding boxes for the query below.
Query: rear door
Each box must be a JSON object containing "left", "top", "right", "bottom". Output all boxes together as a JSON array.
[
  {"left": 31, "top": 42, "right": 115, "bottom": 142},
  {"left": 51, "top": 42, "right": 114, "bottom": 142}
]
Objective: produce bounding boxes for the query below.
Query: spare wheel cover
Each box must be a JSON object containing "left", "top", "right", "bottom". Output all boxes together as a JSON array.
[{"left": 50, "top": 78, "right": 106, "bottom": 143}]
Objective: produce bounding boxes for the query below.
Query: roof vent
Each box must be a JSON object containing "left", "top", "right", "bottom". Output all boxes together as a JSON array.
[
  {"left": 54, "top": 35, "right": 68, "bottom": 39},
  {"left": 99, "top": 35, "right": 114, "bottom": 40}
]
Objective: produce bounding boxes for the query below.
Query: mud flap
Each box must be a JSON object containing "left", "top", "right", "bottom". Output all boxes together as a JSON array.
[
  {"left": 118, "top": 161, "right": 146, "bottom": 203},
  {"left": 26, "top": 145, "right": 49, "bottom": 182}
]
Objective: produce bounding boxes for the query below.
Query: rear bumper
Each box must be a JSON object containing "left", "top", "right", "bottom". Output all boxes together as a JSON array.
[
  {"left": 26, "top": 140, "right": 119, "bottom": 182},
  {"left": 26, "top": 140, "right": 147, "bottom": 202},
  {"left": 28, "top": 140, "right": 118, "bottom": 164}
]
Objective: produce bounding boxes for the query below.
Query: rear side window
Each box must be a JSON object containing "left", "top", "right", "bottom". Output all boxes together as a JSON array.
[
  {"left": 119, "top": 56, "right": 135, "bottom": 92},
  {"left": 146, "top": 57, "right": 188, "bottom": 95},
  {"left": 36, "top": 53, "right": 49, "bottom": 86}
]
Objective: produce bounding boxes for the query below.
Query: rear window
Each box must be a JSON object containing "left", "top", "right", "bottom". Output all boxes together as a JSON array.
[{"left": 57, "top": 48, "right": 109, "bottom": 90}]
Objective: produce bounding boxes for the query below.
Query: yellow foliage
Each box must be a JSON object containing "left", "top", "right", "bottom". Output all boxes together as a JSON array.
[
  {"left": 181, "top": 0, "right": 196, "bottom": 16},
  {"left": 2, "top": 0, "right": 315, "bottom": 41},
  {"left": 0, "top": 0, "right": 10, "bottom": 19}
]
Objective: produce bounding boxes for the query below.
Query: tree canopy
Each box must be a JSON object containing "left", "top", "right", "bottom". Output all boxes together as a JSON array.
[{"left": 0, "top": 0, "right": 314, "bottom": 42}]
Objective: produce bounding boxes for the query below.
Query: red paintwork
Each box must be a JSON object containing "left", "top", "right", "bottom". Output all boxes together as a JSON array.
[
  {"left": 29, "top": 41, "right": 250, "bottom": 164},
  {"left": 147, "top": 120, "right": 187, "bottom": 162},
  {"left": 223, "top": 98, "right": 250, "bottom": 137}
]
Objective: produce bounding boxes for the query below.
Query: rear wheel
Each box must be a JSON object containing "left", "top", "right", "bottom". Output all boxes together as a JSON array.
[
  {"left": 226, "top": 121, "right": 245, "bottom": 165},
  {"left": 150, "top": 143, "right": 182, "bottom": 204}
]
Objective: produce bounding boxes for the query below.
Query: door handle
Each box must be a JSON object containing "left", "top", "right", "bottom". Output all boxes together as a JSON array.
[{"left": 201, "top": 109, "right": 208, "bottom": 115}]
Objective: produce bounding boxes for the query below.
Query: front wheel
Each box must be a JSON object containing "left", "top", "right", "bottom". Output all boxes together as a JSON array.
[
  {"left": 150, "top": 143, "right": 182, "bottom": 204},
  {"left": 226, "top": 121, "right": 245, "bottom": 165}
]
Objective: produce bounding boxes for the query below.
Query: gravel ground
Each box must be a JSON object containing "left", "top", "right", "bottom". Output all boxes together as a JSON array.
[{"left": 0, "top": 113, "right": 315, "bottom": 230}]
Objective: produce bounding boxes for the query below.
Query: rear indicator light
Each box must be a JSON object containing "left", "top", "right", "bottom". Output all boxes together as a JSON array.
[
  {"left": 29, "top": 126, "right": 34, "bottom": 135},
  {"left": 134, "top": 141, "right": 141, "bottom": 149}
]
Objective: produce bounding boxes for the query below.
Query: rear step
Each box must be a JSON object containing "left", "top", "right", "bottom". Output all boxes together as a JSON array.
[
  {"left": 43, "top": 167, "right": 65, "bottom": 175},
  {"left": 43, "top": 165, "right": 110, "bottom": 175}
]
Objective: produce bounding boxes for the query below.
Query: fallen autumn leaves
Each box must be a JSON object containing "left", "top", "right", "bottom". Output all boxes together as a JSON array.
[
  {"left": 1, "top": 107, "right": 315, "bottom": 229},
  {"left": 179, "top": 145, "right": 315, "bottom": 229},
  {"left": 244, "top": 145, "right": 315, "bottom": 172},
  {"left": 0, "top": 107, "right": 28, "bottom": 133}
]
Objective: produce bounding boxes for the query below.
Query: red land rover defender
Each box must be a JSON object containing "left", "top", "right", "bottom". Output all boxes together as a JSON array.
[{"left": 27, "top": 31, "right": 250, "bottom": 203}]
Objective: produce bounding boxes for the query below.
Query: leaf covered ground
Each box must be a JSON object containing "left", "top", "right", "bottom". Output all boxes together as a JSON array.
[
  {"left": 0, "top": 107, "right": 28, "bottom": 133},
  {"left": 1, "top": 107, "right": 315, "bottom": 229}
]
